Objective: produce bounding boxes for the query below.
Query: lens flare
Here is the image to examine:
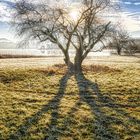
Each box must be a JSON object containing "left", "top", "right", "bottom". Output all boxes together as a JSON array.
[{"left": 69, "top": 9, "right": 80, "bottom": 22}]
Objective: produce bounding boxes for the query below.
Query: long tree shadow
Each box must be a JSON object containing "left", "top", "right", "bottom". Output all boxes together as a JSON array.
[
  {"left": 75, "top": 73, "right": 118, "bottom": 139},
  {"left": 43, "top": 73, "right": 120, "bottom": 139},
  {"left": 74, "top": 73, "right": 140, "bottom": 140},
  {"left": 39, "top": 71, "right": 139, "bottom": 140},
  {"left": 8, "top": 72, "right": 140, "bottom": 140},
  {"left": 50, "top": 74, "right": 140, "bottom": 140},
  {"left": 9, "top": 72, "right": 72, "bottom": 139},
  {"left": 41, "top": 73, "right": 119, "bottom": 139}
]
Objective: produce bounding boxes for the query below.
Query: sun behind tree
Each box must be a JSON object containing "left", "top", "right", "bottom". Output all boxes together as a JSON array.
[
  {"left": 69, "top": 9, "right": 80, "bottom": 22},
  {"left": 14, "top": 0, "right": 117, "bottom": 74}
]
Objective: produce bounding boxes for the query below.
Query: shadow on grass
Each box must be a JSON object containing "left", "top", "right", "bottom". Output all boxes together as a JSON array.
[
  {"left": 57, "top": 73, "right": 120, "bottom": 139},
  {"left": 46, "top": 73, "right": 140, "bottom": 139},
  {"left": 9, "top": 72, "right": 72, "bottom": 139},
  {"left": 74, "top": 73, "right": 140, "bottom": 139},
  {"left": 8, "top": 72, "right": 140, "bottom": 140}
]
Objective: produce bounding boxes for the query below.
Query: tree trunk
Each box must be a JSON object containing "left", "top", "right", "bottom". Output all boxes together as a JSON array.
[
  {"left": 117, "top": 47, "right": 122, "bottom": 55},
  {"left": 63, "top": 49, "right": 83, "bottom": 74},
  {"left": 65, "top": 60, "right": 82, "bottom": 74},
  {"left": 74, "top": 49, "right": 83, "bottom": 74},
  {"left": 64, "top": 52, "right": 75, "bottom": 74},
  {"left": 74, "top": 60, "right": 82, "bottom": 74}
]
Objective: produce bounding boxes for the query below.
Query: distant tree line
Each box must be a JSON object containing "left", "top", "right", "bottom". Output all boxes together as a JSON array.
[{"left": 107, "top": 26, "right": 139, "bottom": 55}]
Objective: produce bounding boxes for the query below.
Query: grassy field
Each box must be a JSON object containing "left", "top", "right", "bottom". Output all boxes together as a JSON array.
[{"left": 0, "top": 56, "right": 140, "bottom": 140}]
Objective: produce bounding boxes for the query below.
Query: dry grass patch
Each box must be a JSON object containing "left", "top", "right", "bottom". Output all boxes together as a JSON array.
[{"left": 0, "top": 60, "right": 140, "bottom": 140}]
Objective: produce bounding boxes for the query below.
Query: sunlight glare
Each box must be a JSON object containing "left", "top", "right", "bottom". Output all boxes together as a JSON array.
[{"left": 69, "top": 9, "right": 80, "bottom": 22}]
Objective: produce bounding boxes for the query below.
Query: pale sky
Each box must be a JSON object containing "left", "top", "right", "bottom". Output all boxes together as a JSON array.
[{"left": 0, "top": 0, "right": 140, "bottom": 42}]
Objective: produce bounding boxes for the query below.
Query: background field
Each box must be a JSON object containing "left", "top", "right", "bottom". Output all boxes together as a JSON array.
[{"left": 0, "top": 56, "right": 140, "bottom": 140}]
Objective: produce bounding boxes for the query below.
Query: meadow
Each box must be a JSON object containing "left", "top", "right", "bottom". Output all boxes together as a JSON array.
[{"left": 0, "top": 56, "right": 140, "bottom": 140}]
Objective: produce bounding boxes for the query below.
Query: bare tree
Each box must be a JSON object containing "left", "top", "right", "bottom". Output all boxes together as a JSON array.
[
  {"left": 110, "top": 26, "right": 136, "bottom": 55},
  {"left": 124, "top": 40, "right": 138, "bottom": 55},
  {"left": 14, "top": 0, "right": 115, "bottom": 73}
]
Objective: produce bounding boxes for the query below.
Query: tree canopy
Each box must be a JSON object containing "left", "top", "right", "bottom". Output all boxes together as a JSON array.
[{"left": 14, "top": 0, "right": 117, "bottom": 73}]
